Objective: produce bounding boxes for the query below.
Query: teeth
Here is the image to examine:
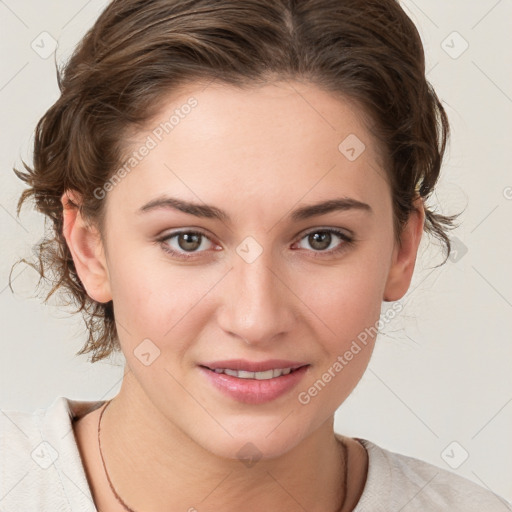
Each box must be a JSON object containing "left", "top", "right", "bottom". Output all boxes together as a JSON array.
[
  {"left": 212, "top": 367, "right": 295, "bottom": 379},
  {"left": 255, "top": 370, "right": 275, "bottom": 380}
]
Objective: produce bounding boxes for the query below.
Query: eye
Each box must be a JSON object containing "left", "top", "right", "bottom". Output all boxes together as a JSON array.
[
  {"left": 156, "top": 227, "right": 354, "bottom": 261},
  {"left": 294, "top": 228, "right": 354, "bottom": 257},
  {"left": 157, "top": 230, "right": 217, "bottom": 259}
]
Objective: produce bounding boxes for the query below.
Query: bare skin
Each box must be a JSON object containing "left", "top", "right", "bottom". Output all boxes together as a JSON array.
[{"left": 63, "top": 80, "right": 424, "bottom": 511}]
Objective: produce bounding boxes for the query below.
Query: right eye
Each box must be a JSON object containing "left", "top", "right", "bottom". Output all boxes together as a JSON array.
[{"left": 157, "top": 230, "right": 218, "bottom": 260}]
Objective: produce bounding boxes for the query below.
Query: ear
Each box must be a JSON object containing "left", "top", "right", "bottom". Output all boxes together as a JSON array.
[
  {"left": 383, "top": 195, "right": 425, "bottom": 302},
  {"left": 61, "top": 190, "right": 112, "bottom": 303}
]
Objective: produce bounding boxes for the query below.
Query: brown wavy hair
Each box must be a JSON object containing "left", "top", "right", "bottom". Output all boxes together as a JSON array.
[{"left": 11, "top": 0, "right": 460, "bottom": 363}]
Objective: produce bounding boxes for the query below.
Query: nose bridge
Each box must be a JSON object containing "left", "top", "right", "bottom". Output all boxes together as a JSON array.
[{"left": 218, "top": 244, "right": 295, "bottom": 344}]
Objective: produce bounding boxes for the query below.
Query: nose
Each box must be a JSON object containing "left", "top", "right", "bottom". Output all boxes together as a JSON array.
[{"left": 216, "top": 249, "right": 297, "bottom": 346}]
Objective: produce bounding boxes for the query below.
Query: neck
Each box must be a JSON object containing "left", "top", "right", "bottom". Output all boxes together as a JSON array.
[{"left": 99, "top": 372, "right": 351, "bottom": 512}]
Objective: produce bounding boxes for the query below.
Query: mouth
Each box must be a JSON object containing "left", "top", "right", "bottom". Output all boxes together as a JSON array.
[{"left": 198, "top": 361, "right": 310, "bottom": 404}]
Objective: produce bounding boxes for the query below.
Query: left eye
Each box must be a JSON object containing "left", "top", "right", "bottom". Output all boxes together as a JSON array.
[{"left": 295, "top": 228, "right": 352, "bottom": 253}]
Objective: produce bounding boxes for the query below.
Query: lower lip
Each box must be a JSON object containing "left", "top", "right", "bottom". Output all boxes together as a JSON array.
[{"left": 199, "top": 365, "right": 309, "bottom": 405}]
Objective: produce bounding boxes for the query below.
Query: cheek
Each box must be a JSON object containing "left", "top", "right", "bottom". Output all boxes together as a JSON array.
[
  {"left": 107, "top": 250, "right": 216, "bottom": 354},
  {"left": 300, "top": 253, "right": 388, "bottom": 348},
  {"left": 293, "top": 247, "right": 389, "bottom": 403},
  {"left": 295, "top": 278, "right": 381, "bottom": 414}
]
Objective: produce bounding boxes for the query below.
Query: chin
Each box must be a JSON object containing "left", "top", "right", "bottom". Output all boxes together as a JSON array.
[{"left": 190, "top": 417, "right": 310, "bottom": 462}]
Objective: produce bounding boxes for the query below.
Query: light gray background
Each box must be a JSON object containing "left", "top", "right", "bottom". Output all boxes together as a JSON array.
[{"left": 1, "top": 0, "right": 511, "bottom": 504}]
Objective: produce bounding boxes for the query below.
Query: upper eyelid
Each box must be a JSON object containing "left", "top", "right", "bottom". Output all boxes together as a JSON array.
[{"left": 297, "top": 226, "right": 353, "bottom": 239}]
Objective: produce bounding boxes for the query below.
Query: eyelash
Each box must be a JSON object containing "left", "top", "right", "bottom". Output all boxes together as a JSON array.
[{"left": 156, "top": 228, "right": 354, "bottom": 261}]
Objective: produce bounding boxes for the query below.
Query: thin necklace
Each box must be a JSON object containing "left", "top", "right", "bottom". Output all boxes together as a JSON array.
[
  {"left": 98, "top": 399, "right": 136, "bottom": 512},
  {"left": 97, "top": 400, "right": 349, "bottom": 512}
]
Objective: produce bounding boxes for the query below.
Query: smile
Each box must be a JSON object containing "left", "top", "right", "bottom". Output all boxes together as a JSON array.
[
  {"left": 199, "top": 364, "right": 310, "bottom": 404},
  {"left": 207, "top": 367, "right": 296, "bottom": 379}
]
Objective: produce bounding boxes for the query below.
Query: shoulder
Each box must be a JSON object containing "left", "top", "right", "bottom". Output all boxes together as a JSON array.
[
  {"left": 0, "top": 396, "right": 103, "bottom": 511},
  {"left": 353, "top": 438, "right": 510, "bottom": 511}
]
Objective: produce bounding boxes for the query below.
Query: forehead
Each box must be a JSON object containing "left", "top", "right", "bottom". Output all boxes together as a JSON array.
[{"left": 108, "top": 80, "right": 390, "bottom": 222}]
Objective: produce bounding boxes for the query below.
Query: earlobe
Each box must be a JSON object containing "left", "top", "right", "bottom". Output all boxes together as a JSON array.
[
  {"left": 383, "top": 196, "right": 425, "bottom": 302},
  {"left": 61, "top": 190, "right": 112, "bottom": 304}
]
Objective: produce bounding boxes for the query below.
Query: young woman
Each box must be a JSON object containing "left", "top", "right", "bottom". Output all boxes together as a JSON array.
[{"left": 1, "top": 1, "right": 508, "bottom": 510}]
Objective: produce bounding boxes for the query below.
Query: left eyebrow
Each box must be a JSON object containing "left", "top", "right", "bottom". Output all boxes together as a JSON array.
[
  {"left": 289, "top": 197, "right": 373, "bottom": 221},
  {"left": 136, "top": 195, "right": 373, "bottom": 223}
]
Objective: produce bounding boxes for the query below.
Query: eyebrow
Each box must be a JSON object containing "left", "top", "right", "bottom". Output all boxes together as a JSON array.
[{"left": 137, "top": 195, "right": 373, "bottom": 223}]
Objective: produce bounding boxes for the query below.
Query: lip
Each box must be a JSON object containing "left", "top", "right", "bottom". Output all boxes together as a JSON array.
[
  {"left": 198, "top": 362, "right": 310, "bottom": 405},
  {"left": 199, "top": 359, "right": 307, "bottom": 372}
]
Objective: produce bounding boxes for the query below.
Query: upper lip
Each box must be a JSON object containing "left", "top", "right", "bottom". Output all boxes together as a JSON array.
[{"left": 200, "top": 359, "right": 309, "bottom": 372}]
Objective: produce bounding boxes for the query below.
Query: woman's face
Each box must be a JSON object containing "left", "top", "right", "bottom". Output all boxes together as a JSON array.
[{"left": 76, "top": 81, "right": 422, "bottom": 459}]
